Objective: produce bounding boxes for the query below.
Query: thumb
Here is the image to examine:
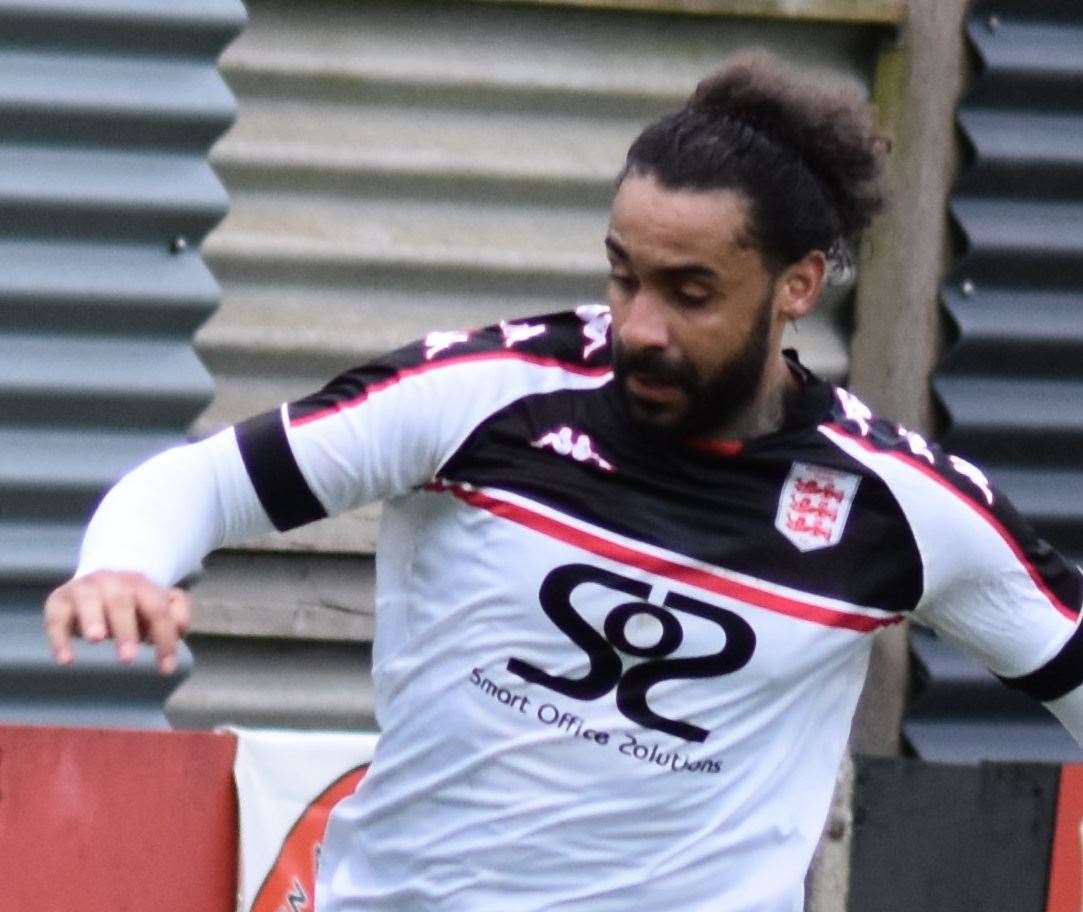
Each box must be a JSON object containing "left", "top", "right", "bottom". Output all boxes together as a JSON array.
[{"left": 167, "top": 588, "right": 193, "bottom": 636}]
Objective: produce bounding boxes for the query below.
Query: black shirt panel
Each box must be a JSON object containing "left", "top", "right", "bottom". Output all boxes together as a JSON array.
[{"left": 439, "top": 379, "right": 923, "bottom": 614}]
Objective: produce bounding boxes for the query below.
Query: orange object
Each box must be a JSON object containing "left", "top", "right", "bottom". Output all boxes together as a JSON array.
[
  {"left": 1046, "top": 764, "right": 1083, "bottom": 912},
  {"left": 0, "top": 724, "right": 238, "bottom": 911},
  {"left": 251, "top": 765, "right": 368, "bottom": 912}
]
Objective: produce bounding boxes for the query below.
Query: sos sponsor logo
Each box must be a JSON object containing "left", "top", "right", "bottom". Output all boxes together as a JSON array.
[{"left": 507, "top": 564, "right": 756, "bottom": 743}]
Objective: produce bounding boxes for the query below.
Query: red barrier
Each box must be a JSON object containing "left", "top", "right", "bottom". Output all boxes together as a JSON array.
[
  {"left": 1, "top": 725, "right": 238, "bottom": 911},
  {"left": 1047, "top": 764, "right": 1083, "bottom": 912}
]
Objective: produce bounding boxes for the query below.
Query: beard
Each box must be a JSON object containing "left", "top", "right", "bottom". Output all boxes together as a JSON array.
[{"left": 612, "top": 292, "right": 773, "bottom": 439}]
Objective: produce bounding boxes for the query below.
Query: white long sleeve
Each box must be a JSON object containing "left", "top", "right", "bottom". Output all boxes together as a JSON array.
[
  {"left": 73, "top": 316, "right": 612, "bottom": 590},
  {"left": 75, "top": 427, "right": 275, "bottom": 587}
]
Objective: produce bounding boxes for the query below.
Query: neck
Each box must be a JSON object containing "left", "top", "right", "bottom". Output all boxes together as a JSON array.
[{"left": 705, "top": 352, "right": 796, "bottom": 442}]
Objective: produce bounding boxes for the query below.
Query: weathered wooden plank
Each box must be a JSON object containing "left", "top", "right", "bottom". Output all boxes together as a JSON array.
[
  {"left": 190, "top": 551, "right": 375, "bottom": 642},
  {"left": 471, "top": 0, "right": 905, "bottom": 26}
]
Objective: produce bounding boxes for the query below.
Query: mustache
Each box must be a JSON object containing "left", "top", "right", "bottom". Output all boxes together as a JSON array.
[{"left": 613, "top": 346, "right": 698, "bottom": 388}]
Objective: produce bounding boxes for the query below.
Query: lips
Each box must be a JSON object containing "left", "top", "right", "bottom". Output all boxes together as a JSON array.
[{"left": 626, "top": 373, "right": 685, "bottom": 404}]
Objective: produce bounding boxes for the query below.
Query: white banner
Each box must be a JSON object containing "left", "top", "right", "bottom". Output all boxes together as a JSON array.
[{"left": 227, "top": 727, "right": 378, "bottom": 912}]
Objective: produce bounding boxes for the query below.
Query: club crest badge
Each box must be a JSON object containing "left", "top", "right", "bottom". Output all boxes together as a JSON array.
[{"left": 775, "top": 462, "right": 861, "bottom": 552}]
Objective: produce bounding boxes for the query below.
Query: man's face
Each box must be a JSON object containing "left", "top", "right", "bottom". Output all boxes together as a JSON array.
[{"left": 606, "top": 174, "right": 786, "bottom": 439}]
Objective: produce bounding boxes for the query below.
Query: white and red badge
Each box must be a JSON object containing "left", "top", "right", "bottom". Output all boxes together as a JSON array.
[{"left": 775, "top": 462, "right": 861, "bottom": 552}]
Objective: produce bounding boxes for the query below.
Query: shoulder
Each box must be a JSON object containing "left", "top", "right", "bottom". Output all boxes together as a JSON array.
[
  {"left": 819, "top": 386, "right": 997, "bottom": 516},
  {"left": 383, "top": 306, "right": 613, "bottom": 376},
  {"left": 818, "top": 387, "right": 1081, "bottom": 620},
  {"left": 286, "top": 307, "right": 613, "bottom": 427}
]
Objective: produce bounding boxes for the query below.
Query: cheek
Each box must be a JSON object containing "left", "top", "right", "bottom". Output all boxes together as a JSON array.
[{"left": 672, "top": 318, "right": 738, "bottom": 375}]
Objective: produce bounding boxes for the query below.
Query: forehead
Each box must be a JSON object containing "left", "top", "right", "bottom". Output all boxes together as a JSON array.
[{"left": 607, "top": 175, "right": 756, "bottom": 270}]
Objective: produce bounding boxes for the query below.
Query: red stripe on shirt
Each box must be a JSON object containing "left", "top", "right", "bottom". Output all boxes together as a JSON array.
[
  {"left": 824, "top": 422, "right": 1079, "bottom": 622},
  {"left": 426, "top": 480, "right": 898, "bottom": 634},
  {"left": 290, "top": 351, "right": 612, "bottom": 428}
]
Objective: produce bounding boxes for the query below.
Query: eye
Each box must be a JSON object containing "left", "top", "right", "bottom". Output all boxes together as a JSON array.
[
  {"left": 674, "top": 288, "right": 712, "bottom": 308},
  {"left": 607, "top": 272, "right": 638, "bottom": 294}
]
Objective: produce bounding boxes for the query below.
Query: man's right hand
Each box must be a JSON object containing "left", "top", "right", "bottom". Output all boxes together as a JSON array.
[{"left": 43, "top": 571, "right": 192, "bottom": 674}]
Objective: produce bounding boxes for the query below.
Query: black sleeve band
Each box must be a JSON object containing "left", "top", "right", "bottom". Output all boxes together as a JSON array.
[
  {"left": 234, "top": 409, "right": 328, "bottom": 532},
  {"left": 998, "top": 620, "right": 1083, "bottom": 702}
]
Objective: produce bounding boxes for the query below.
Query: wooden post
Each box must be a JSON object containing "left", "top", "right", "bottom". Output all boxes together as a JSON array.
[{"left": 847, "top": 0, "right": 971, "bottom": 758}]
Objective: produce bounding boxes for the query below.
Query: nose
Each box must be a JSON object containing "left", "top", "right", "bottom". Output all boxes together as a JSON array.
[{"left": 617, "top": 291, "right": 670, "bottom": 353}]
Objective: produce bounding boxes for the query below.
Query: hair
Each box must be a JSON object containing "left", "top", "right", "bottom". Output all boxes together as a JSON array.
[{"left": 619, "top": 50, "right": 887, "bottom": 277}]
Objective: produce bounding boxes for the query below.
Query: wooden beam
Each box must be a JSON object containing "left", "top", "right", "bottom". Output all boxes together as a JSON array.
[
  {"left": 850, "top": 0, "right": 968, "bottom": 434},
  {"left": 846, "top": 0, "right": 971, "bottom": 763},
  {"left": 470, "top": 0, "right": 906, "bottom": 26}
]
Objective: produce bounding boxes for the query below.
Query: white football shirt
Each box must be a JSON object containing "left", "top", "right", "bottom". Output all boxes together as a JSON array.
[{"left": 77, "top": 308, "right": 1083, "bottom": 912}]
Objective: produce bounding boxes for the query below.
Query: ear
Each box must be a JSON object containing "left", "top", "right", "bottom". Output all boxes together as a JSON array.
[{"left": 775, "top": 250, "right": 827, "bottom": 321}]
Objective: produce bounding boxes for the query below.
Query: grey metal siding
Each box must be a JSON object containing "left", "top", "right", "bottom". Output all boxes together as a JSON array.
[
  {"left": 0, "top": 0, "right": 245, "bottom": 726},
  {"left": 907, "top": 0, "right": 1083, "bottom": 762}
]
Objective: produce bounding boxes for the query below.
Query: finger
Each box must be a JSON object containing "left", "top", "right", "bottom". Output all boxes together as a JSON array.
[
  {"left": 136, "top": 581, "right": 179, "bottom": 674},
  {"left": 43, "top": 587, "right": 78, "bottom": 665},
  {"left": 101, "top": 581, "right": 140, "bottom": 664},
  {"left": 167, "top": 589, "right": 192, "bottom": 636},
  {"left": 73, "top": 583, "right": 108, "bottom": 643}
]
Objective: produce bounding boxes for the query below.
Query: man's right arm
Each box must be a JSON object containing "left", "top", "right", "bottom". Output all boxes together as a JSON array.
[
  {"left": 44, "top": 427, "right": 276, "bottom": 673},
  {"left": 42, "top": 335, "right": 471, "bottom": 672},
  {"left": 44, "top": 311, "right": 612, "bottom": 674}
]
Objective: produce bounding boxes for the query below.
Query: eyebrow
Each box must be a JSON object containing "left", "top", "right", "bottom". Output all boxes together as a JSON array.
[{"left": 604, "top": 236, "right": 719, "bottom": 281}]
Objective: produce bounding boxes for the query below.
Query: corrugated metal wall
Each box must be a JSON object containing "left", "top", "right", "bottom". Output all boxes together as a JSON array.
[
  {"left": 171, "top": 0, "right": 889, "bottom": 729},
  {"left": 907, "top": 0, "right": 1083, "bottom": 762},
  {"left": 0, "top": 0, "right": 245, "bottom": 726}
]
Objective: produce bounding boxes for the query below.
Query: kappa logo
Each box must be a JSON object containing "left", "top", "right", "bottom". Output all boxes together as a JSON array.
[
  {"left": 575, "top": 303, "right": 611, "bottom": 360},
  {"left": 531, "top": 426, "right": 615, "bottom": 472},
  {"left": 422, "top": 321, "right": 547, "bottom": 361},
  {"left": 775, "top": 462, "right": 861, "bottom": 552},
  {"left": 947, "top": 453, "right": 995, "bottom": 506},
  {"left": 508, "top": 564, "right": 757, "bottom": 742},
  {"left": 423, "top": 330, "right": 471, "bottom": 360},
  {"left": 500, "top": 319, "right": 547, "bottom": 348},
  {"left": 835, "top": 387, "right": 874, "bottom": 435}
]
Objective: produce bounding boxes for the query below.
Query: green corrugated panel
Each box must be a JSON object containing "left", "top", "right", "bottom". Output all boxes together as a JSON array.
[
  {"left": 911, "top": 0, "right": 1083, "bottom": 763},
  {"left": 0, "top": 0, "right": 246, "bottom": 727}
]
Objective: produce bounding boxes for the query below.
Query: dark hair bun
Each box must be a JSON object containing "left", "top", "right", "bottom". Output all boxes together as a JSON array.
[{"left": 689, "top": 50, "right": 886, "bottom": 243}]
